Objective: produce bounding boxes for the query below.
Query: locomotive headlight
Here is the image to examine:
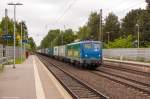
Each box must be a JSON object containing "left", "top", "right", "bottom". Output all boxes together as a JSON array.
[
  {"left": 85, "top": 54, "right": 88, "bottom": 57},
  {"left": 99, "top": 54, "right": 101, "bottom": 57}
]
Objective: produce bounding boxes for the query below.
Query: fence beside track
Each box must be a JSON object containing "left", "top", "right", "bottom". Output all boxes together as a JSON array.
[
  {"left": 0, "top": 44, "right": 25, "bottom": 64},
  {"left": 103, "top": 48, "right": 150, "bottom": 62}
]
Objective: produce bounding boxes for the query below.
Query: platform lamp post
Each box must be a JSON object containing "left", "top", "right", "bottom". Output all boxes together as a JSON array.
[
  {"left": 136, "top": 24, "right": 140, "bottom": 48},
  {"left": 106, "top": 32, "right": 110, "bottom": 48},
  {"left": 20, "top": 22, "right": 23, "bottom": 63},
  {"left": 8, "top": 2, "right": 23, "bottom": 69}
]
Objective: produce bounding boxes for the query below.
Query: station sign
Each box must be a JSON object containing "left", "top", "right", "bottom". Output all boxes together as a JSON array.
[
  {"left": 2, "top": 34, "right": 13, "bottom": 40},
  {"left": 22, "top": 39, "right": 28, "bottom": 43}
]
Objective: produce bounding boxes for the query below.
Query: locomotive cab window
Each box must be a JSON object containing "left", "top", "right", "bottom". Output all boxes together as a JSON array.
[
  {"left": 84, "top": 43, "right": 92, "bottom": 49},
  {"left": 94, "top": 43, "right": 100, "bottom": 50}
]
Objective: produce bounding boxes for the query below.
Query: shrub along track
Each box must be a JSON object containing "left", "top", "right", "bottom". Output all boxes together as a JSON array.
[
  {"left": 37, "top": 54, "right": 108, "bottom": 99},
  {"left": 37, "top": 54, "right": 150, "bottom": 99}
]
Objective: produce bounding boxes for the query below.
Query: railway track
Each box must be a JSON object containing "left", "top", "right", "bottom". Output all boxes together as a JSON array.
[
  {"left": 37, "top": 54, "right": 150, "bottom": 99},
  {"left": 91, "top": 61, "right": 150, "bottom": 94},
  {"left": 92, "top": 70, "right": 150, "bottom": 95},
  {"left": 97, "top": 66, "right": 150, "bottom": 87},
  {"left": 37, "top": 54, "right": 108, "bottom": 99},
  {"left": 103, "top": 62, "right": 150, "bottom": 77}
]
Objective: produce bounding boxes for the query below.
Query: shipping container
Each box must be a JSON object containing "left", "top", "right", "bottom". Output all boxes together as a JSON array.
[
  {"left": 58, "top": 45, "right": 66, "bottom": 57},
  {"left": 48, "top": 48, "right": 53, "bottom": 56},
  {"left": 53, "top": 46, "right": 59, "bottom": 56}
]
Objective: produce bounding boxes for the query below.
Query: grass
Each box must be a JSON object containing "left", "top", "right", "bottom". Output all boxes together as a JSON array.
[
  {"left": 0, "top": 65, "right": 4, "bottom": 73},
  {"left": 0, "top": 56, "right": 26, "bottom": 73},
  {"left": 15, "top": 56, "right": 26, "bottom": 64},
  {"left": 8, "top": 56, "right": 26, "bottom": 64}
]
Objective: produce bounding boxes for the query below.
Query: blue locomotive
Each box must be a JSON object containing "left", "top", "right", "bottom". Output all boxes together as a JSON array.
[{"left": 38, "top": 40, "right": 102, "bottom": 69}]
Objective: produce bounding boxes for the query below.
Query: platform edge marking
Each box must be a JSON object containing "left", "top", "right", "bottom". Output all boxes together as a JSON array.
[
  {"left": 35, "top": 56, "right": 73, "bottom": 99},
  {"left": 32, "top": 56, "right": 46, "bottom": 99}
]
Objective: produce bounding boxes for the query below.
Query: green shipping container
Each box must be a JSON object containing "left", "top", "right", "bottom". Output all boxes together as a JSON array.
[{"left": 66, "top": 43, "right": 80, "bottom": 58}]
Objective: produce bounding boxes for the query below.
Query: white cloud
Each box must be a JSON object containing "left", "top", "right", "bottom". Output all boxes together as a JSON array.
[{"left": 0, "top": 0, "right": 147, "bottom": 46}]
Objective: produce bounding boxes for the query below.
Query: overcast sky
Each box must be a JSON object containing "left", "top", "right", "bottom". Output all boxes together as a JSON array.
[{"left": 0, "top": 0, "right": 147, "bottom": 46}]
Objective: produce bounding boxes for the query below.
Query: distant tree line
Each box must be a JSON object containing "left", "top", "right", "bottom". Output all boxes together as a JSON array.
[
  {"left": 40, "top": 0, "right": 150, "bottom": 48},
  {"left": 0, "top": 16, "right": 36, "bottom": 51},
  {"left": 40, "top": 29, "right": 75, "bottom": 48}
]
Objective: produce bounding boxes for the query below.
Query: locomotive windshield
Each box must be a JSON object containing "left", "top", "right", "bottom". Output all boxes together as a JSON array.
[
  {"left": 84, "top": 43, "right": 92, "bottom": 49},
  {"left": 84, "top": 42, "right": 101, "bottom": 50},
  {"left": 93, "top": 43, "right": 100, "bottom": 50}
]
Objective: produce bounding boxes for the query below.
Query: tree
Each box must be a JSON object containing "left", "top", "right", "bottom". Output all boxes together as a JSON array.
[
  {"left": 103, "top": 13, "right": 120, "bottom": 42},
  {"left": 143, "top": 0, "right": 150, "bottom": 47},
  {"left": 121, "top": 9, "right": 142, "bottom": 37},
  {"left": 63, "top": 29, "right": 75, "bottom": 44},
  {"left": 77, "top": 25, "right": 90, "bottom": 40},
  {"left": 0, "top": 17, "right": 29, "bottom": 46},
  {"left": 40, "top": 28, "right": 75, "bottom": 48},
  {"left": 87, "top": 12, "right": 100, "bottom": 40},
  {"left": 146, "top": 0, "right": 150, "bottom": 10},
  {"left": 121, "top": 7, "right": 150, "bottom": 47},
  {"left": 40, "top": 29, "right": 60, "bottom": 48},
  {"left": 28, "top": 37, "right": 36, "bottom": 51}
]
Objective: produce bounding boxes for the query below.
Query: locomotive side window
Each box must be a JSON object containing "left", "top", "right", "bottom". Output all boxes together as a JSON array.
[
  {"left": 94, "top": 43, "right": 100, "bottom": 50},
  {"left": 84, "top": 43, "right": 92, "bottom": 49}
]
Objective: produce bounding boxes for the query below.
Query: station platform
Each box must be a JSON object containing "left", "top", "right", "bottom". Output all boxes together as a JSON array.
[
  {"left": 104, "top": 58, "right": 150, "bottom": 66},
  {"left": 0, "top": 55, "right": 72, "bottom": 99}
]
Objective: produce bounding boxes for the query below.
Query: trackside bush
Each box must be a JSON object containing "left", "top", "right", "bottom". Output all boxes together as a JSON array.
[{"left": 105, "top": 35, "right": 133, "bottom": 48}]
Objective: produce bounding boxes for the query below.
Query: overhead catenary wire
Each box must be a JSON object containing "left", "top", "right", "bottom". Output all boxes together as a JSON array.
[
  {"left": 56, "top": 0, "right": 78, "bottom": 23},
  {"left": 115, "top": 1, "right": 145, "bottom": 14},
  {"left": 102, "top": 1, "right": 145, "bottom": 23},
  {"left": 103, "top": 0, "right": 145, "bottom": 17},
  {"left": 46, "top": 0, "right": 77, "bottom": 29}
]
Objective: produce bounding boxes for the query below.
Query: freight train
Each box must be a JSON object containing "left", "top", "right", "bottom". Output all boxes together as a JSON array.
[{"left": 38, "top": 40, "right": 102, "bottom": 69}]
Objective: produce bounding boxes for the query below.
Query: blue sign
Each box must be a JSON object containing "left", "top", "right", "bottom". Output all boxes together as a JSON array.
[
  {"left": 22, "top": 39, "right": 28, "bottom": 43},
  {"left": 2, "top": 34, "right": 13, "bottom": 40}
]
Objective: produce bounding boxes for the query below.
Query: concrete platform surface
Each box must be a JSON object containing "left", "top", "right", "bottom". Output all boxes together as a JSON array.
[{"left": 0, "top": 55, "right": 72, "bottom": 99}]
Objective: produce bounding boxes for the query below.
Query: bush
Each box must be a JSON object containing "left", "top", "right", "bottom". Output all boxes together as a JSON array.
[{"left": 105, "top": 35, "right": 133, "bottom": 48}]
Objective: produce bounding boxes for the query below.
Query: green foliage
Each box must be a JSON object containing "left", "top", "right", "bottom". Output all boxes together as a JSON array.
[
  {"left": 105, "top": 35, "right": 133, "bottom": 48},
  {"left": 77, "top": 12, "right": 100, "bottom": 41},
  {"left": 40, "top": 29, "right": 75, "bottom": 48},
  {"left": 121, "top": 9, "right": 141, "bottom": 36},
  {"left": 28, "top": 37, "right": 36, "bottom": 51},
  {"left": 0, "top": 17, "right": 28, "bottom": 46},
  {"left": 77, "top": 26, "right": 90, "bottom": 40},
  {"left": 40, "top": 0, "right": 150, "bottom": 49},
  {"left": 77, "top": 12, "right": 120, "bottom": 42},
  {"left": 121, "top": 8, "right": 150, "bottom": 47},
  {"left": 87, "top": 12, "right": 100, "bottom": 40},
  {"left": 146, "top": 0, "right": 150, "bottom": 10},
  {"left": 103, "top": 13, "right": 120, "bottom": 42},
  {"left": 62, "top": 29, "right": 75, "bottom": 45},
  {"left": 40, "top": 29, "right": 60, "bottom": 48},
  {"left": 0, "top": 64, "right": 4, "bottom": 72}
]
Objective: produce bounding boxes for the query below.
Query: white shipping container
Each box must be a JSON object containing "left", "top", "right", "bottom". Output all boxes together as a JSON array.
[
  {"left": 58, "top": 46, "right": 66, "bottom": 57},
  {"left": 54, "top": 46, "right": 59, "bottom": 56},
  {"left": 45, "top": 48, "right": 49, "bottom": 54},
  {"left": 41, "top": 49, "right": 45, "bottom": 53}
]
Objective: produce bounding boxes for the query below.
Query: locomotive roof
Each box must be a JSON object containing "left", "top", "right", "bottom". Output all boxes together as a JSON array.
[{"left": 67, "top": 41, "right": 101, "bottom": 46}]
